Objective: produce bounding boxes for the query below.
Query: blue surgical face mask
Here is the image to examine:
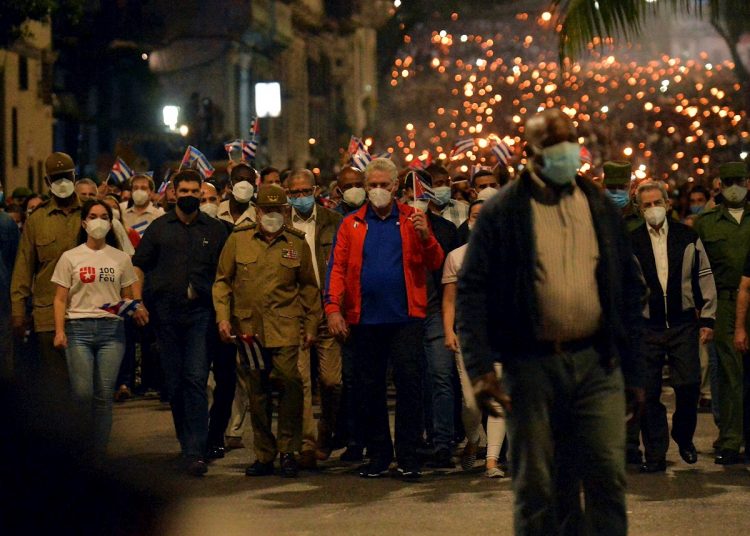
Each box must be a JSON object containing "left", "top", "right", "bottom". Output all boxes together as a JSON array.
[
  {"left": 433, "top": 186, "right": 452, "bottom": 206},
  {"left": 538, "top": 141, "right": 580, "bottom": 186},
  {"left": 605, "top": 189, "right": 630, "bottom": 209},
  {"left": 690, "top": 204, "right": 705, "bottom": 215},
  {"left": 289, "top": 194, "right": 315, "bottom": 213}
]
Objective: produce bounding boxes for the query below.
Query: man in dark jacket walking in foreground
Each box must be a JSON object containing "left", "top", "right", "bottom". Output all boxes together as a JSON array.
[{"left": 457, "top": 109, "right": 645, "bottom": 535}]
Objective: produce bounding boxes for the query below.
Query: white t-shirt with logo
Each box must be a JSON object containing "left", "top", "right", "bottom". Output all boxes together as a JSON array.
[{"left": 51, "top": 244, "right": 139, "bottom": 319}]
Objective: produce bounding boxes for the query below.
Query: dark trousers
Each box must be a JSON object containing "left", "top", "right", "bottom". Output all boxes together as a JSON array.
[
  {"left": 116, "top": 317, "right": 136, "bottom": 389},
  {"left": 337, "top": 340, "right": 364, "bottom": 450},
  {"left": 207, "top": 329, "right": 237, "bottom": 448},
  {"left": 641, "top": 323, "right": 701, "bottom": 462},
  {"left": 505, "top": 345, "right": 627, "bottom": 536},
  {"left": 154, "top": 304, "right": 211, "bottom": 458},
  {"left": 350, "top": 321, "right": 424, "bottom": 467}
]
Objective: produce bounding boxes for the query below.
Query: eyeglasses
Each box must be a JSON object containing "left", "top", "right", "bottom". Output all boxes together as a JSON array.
[{"left": 287, "top": 188, "right": 314, "bottom": 197}]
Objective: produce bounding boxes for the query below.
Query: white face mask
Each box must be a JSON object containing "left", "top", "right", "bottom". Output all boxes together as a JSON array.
[
  {"left": 232, "top": 181, "right": 254, "bottom": 203},
  {"left": 476, "top": 186, "right": 499, "bottom": 202},
  {"left": 50, "top": 178, "right": 75, "bottom": 199},
  {"left": 368, "top": 187, "right": 392, "bottom": 209},
  {"left": 342, "top": 187, "right": 366, "bottom": 207},
  {"left": 85, "top": 218, "right": 111, "bottom": 240},
  {"left": 132, "top": 189, "right": 150, "bottom": 206},
  {"left": 260, "top": 212, "right": 284, "bottom": 233},
  {"left": 643, "top": 206, "right": 666, "bottom": 227},
  {"left": 200, "top": 203, "right": 219, "bottom": 219},
  {"left": 722, "top": 184, "right": 748, "bottom": 204}
]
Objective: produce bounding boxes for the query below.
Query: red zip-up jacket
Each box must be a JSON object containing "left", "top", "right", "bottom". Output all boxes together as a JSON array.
[{"left": 324, "top": 201, "right": 444, "bottom": 325}]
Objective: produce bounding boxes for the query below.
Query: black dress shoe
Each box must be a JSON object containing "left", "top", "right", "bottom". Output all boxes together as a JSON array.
[
  {"left": 639, "top": 460, "right": 667, "bottom": 473},
  {"left": 358, "top": 460, "right": 391, "bottom": 478},
  {"left": 279, "top": 453, "right": 299, "bottom": 478},
  {"left": 714, "top": 449, "right": 742, "bottom": 465},
  {"left": 206, "top": 445, "right": 226, "bottom": 460},
  {"left": 185, "top": 457, "right": 208, "bottom": 476},
  {"left": 245, "top": 460, "right": 275, "bottom": 476},
  {"left": 677, "top": 443, "right": 698, "bottom": 464}
]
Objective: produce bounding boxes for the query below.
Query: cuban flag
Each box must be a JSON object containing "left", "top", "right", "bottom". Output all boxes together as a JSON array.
[
  {"left": 109, "top": 157, "right": 134, "bottom": 185},
  {"left": 236, "top": 334, "right": 267, "bottom": 371},
  {"left": 243, "top": 139, "right": 257, "bottom": 161},
  {"left": 471, "top": 164, "right": 493, "bottom": 178},
  {"left": 491, "top": 140, "right": 514, "bottom": 166},
  {"left": 180, "top": 145, "right": 215, "bottom": 178},
  {"left": 249, "top": 116, "right": 259, "bottom": 138},
  {"left": 580, "top": 145, "right": 593, "bottom": 165},
  {"left": 224, "top": 139, "right": 242, "bottom": 156},
  {"left": 409, "top": 151, "right": 433, "bottom": 170},
  {"left": 410, "top": 171, "right": 436, "bottom": 204},
  {"left": 99, "top": 300, "right": 139, "bottom": 318},
  {"left": 350, "top": 149, "right": 372, "bottom": 172},
  {"left": 157, "top": 168, "right": 170, "bottom": 195},
  {"left": 450, "top": 138, "right": 475, "bottom": 159},
  {"left": 347, "top": 135, "right": 366, "bottom": 155},
  {"left": 371, "top": 150, "right": 393, "bottom": 160}
]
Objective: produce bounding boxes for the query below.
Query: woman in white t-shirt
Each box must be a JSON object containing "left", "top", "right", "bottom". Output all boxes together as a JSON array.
[
  {"left": 442, "top": 198, "right": 507, "bottom": 478},
  {"left": 52, "top": 199, "right": 145, "bottom": 452}
]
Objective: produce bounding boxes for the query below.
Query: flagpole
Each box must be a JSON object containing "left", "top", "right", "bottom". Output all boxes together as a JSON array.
[{"left": 178, "top": 146, "right": 189, "bottom": 172}]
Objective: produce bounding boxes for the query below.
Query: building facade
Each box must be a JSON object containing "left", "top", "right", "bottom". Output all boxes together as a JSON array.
[{"left": 0, "top": 20, "right": 53, "bottom": 194}]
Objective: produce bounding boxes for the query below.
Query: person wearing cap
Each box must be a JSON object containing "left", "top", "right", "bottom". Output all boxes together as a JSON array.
[
  {"left": 602, "top": 161, "right": 642, "bottom": 231},
  {"left": 213, "top": 184, "right": 321, "bottom": 478},
  {"left": 458, "top": 110, "right": 645, "bottom": 534},
  {"left": 284, "top": 169, "right": 344, "bottom": 469},
  {"left": 10, "top": 186, "right": 34, "bottom": 208},
  {"left": 11, "top": 152, "right": 83, "bottom": 390},
  {"left": 630, "top": 181, "right": 717, "bottom": 473},
  {"left": 325, "top": 158, "right": 445, "bottom": 479},
  {"left": 132, "top": 169, "right": 228, "bottom": 476},
  {"left": 695, "top": 161, "right": 750, "bottom": 465},
  {"left": 122, "top": 174, "right": 164, "bottom": 238},
  {"left": 218, "top": 162, "right": 257, "bottom": 226}
]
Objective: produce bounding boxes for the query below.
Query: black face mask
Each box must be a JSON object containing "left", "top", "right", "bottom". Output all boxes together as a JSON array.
[{"left": 177, "top": 195, "right": 200, "bottom": 214}]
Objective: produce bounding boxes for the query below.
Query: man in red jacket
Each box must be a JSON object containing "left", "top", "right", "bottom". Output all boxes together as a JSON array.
[{"left": 325, "top": 157, "right": 444, "bottom": 479}]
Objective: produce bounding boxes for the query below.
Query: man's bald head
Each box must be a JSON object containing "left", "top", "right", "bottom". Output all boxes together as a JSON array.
[
  {"left": 525, "top": 109, "right": 577, "bottom": 154},
  {"left": 337, "top": 166, "right": 365, "bottom": 190}
]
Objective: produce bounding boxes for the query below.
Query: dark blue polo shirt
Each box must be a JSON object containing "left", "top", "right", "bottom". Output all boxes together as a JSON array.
[{"left": 359, "top": 204, "right": 409, "bottom": 324}]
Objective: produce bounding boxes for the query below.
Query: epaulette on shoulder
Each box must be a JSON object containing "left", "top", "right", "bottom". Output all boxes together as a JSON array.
[
  {"left": 284, "top": 225, "right": 306, "bottom": 239},
  {"left": 233, "top": 222, "right": 256, "bottom": 233}
]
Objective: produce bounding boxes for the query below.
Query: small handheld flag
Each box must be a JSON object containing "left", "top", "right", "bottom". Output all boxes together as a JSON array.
[
  {"left": 351, "top": 149, "right": 372, "bottom": 172},
  {"left": 236, "top": 334, "right": 266, "bottom": 371},
  {"left": 99, "top": 300, "right": 140, "bottom": 318},
  {"left": 347, "top": 136, "right": 366, "bottom": 155},
  {"left": 491, "top": 140, "right": 514, "bottom": 166},
  {"left": 580, "top": 146, "right": 593, "bottom": 165},
  {"left": 450, "top": 138, "right": 475, "bottom": 159},
  {"left": 409, "top": 170, "right": 436, "bottom": 206},
  {"left": 179, "top": 145, "right": 215, "bottom": 178},
  {"left": 108, "top": 157, "right": 134, "bottom": 186}
]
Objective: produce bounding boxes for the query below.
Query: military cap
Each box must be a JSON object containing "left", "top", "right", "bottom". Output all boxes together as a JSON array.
[
  {"left": 719, "top": 161, "right": 748, "bottom": 179},
  {"left": 602, "top": 161, "right": 632, "bottom": 186},
  {"left": 256, "top": 184, "right": 288, "bottom": 207},
  {"left": 11, "top": 187, "right": 33, "bottom": 199},
  {"left": 45, "top": 152, "right": 76, "bottom": 178}
]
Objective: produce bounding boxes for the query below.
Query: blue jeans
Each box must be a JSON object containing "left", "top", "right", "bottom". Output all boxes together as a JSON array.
[
  {"left": 154, "top": 303, "right": 211, "bottom": 458},
  {"left": 65, "top": 318, "right": 125, "bottom": 452},
  {"left": 422, "top": 312, "right": 455, "bottom": 451},
  {"left": 505, "top": 345, "right": 627, "bottom": 536}
]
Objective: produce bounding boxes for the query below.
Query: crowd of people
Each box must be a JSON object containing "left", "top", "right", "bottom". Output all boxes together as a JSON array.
[{"left": 2, "top": 107, "right": 750, "bottom": 535}]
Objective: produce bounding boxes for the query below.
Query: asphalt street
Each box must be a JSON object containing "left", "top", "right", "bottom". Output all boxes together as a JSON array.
[{"left": 100, "top": 394, "right": 750, "bottom": 536}]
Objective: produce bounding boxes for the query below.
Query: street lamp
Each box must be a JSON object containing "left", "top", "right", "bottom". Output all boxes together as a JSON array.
[
  {"left": 162, "top": 105, "right": 180, "bottom": 130},
  {"left": 255, "top": 82, "right": 282, "bottom": 118}
]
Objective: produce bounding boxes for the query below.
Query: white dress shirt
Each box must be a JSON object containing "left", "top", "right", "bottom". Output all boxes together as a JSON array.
[
  {"left": 218, "top": 200, "right": 256, "bottom": 227},
  {"left": 648, "top": 220, "right": 669, "bottom": 296},
  {"left": 292, "top": 206, "right": 320, "bottom": 287}
]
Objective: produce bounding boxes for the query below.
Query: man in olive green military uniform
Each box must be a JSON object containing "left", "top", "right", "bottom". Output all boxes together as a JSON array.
[
  {"left": 213, "top": 184, "right": 322, "bottom": 478},
  {"left": 11, "top": 152, "right": 82, "bottom": 389},
  {"left": 694, "top": 161, "right": 750, "bottom": 465},
  {"left": 602, "top": 160, "right": 643, "bottom": 232}
]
